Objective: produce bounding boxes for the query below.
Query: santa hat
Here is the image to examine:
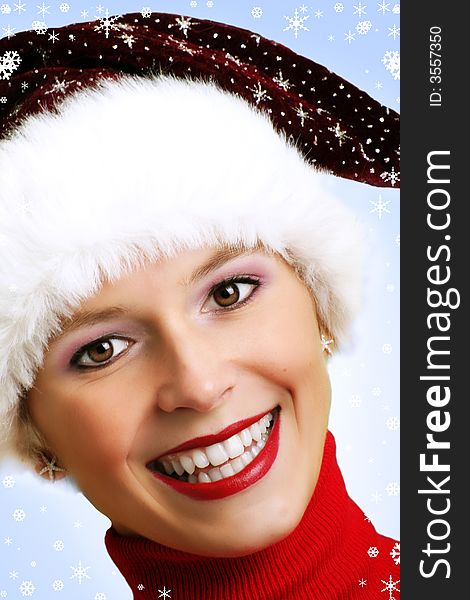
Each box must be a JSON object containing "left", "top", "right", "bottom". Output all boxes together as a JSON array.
[{"left": 0, "top": 12, "right": 400, "bottom": 465}]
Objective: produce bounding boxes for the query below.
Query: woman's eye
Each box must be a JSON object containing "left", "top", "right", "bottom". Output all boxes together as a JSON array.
[
  {"left": 206, "top": 278, "right": 259, "bottom": 310},
  {"left": 71, "top": 338, "right": 131, "bottom": 368}
]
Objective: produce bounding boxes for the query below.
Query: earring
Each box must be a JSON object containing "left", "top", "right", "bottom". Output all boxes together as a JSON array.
[
  {"left": 37, "top": 453, "right": 66, "bottom": 482},
  {"left": 320, "top": 334, "right": 334, "bottom": 355}
]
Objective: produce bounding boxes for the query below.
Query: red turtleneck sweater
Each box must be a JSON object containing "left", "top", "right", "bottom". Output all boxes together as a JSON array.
[{"left": 105, "top": 432, "right": 400, "bottom": 599}]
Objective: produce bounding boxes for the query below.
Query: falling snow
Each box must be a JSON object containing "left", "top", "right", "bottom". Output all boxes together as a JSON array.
[
  {"left": 386, "top": 482, "right": 400, "bottom": 496},
  {"left": 377, "top": 0, "right": 390, "bottom": 14},
  {"left": 381, "top": 574, "right": 400, "bottom": 599},
  {"left": 386, "top": 416, "right": 400, "bottom": 431},
  {"left": 19, "top": 581, "right": 35, "bottom": 596},
  {"left": 94, "top": 9, "right": 121, "bottom": 39},
  {"left": 52, "top": 580, "right": 64, "bottom": 591},
  {"left": 390, "top": 542, "right": 400, "bottom": 565},
  {"left": 0, "top": 49, "right": 21, "bottom": 80},
  {"left": 141, "top": 7, "right": 152, "bottom": 18},
  {"left": 334, "top": 2, "right": 345, "bottom": 12},
  {"left": 70, "top": 560, "right": 91, "bottom": 584},
  {"left": 251, "top": 6, "right": 263, "bottom": 19},
  {"left": 283, "top": 9, "right": 310, "bottom": 39},
  {"left": 2, "top": 475, "right": 15, "bottom": 488},
  {"left": 356, "top": 20, "right": 372, "bottom": 35},
  {"left": 353, "top": 2, "right": 368, "bottom": 17},
  {"left": 370, "top": 195, "right": 391, "bottom": 218},
  {"left": 382, "top": 50, "right": 400, "bottom": 80}
]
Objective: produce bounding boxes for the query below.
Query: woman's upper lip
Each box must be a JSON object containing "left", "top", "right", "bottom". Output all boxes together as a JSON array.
[{"left": 155, "top": 407, "right": 276, "bottom": 459}]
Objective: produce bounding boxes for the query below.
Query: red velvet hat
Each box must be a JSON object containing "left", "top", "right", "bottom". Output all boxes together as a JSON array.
[
  {"left": 0, "top": 11, "right": 399, "bottom": 187},
  {"left": 0, "top": 12, "right": 399, "bottom": 466}
]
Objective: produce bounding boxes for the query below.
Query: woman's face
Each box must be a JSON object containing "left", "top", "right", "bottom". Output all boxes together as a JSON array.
[{"left": 28, "top": 247, "right": 331, "bottom": 557}]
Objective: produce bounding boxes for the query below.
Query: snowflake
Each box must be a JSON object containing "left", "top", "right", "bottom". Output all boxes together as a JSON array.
[
  {"left": 1, "top": 3, "right": 11, "bottom": 13},
  {"left": 31, "top": 21, "right": 47, "bottom": 35},
  {"left": 0, "top": 50, "right": 21, "bottom": 80},
  {"left": 334, "top": 3, "right": 344, "bottom": 12},
  {"left": 388, "top": 24, "right": 400, "bottom": 40},
  {"left": 13, "top": 1, "right": 26, "bottom": 14},
  {"left": 299, "top": 3, "right": 308, "bottom": 11},
  {"left": 0, "top": 590, "right": 6, "bottom": 597},
  {"left": 353, "top": 2, "right": 367, "bottom": 16},
  {"left": 273, "top": 70, "right": 292, "bottom": 90},
  {"left": 4, "top": 537, "right": 13, "bottom": 545},
  {"left": 190, "top": 1, "right": 197, "bottom": 7},
  {"left": 2, "top": 24, "right": 16, "bottom": 38},
  {"left": 314, "top": 10, "right": 323, "bottom": 18},
  {"left": 2, "top": 475, "right": 15, "bottom": 488},
  {"left": 137, "top": 583, "right": 145, "bottom": 590},
  {"left": 395, "top": 233, "right": 400, "bottom": 246},
  {"left": 295, "top": 103, "right": 311, "bottom": 127},
  {"left": 392, "top": 3, "right": 400, "bottom": 13},
  {"left": 382, "top": 50, "right": 400, "bottom": 80},
  {"left": 121, "top": 33, "right": 136, "bottom": 48},
  {"left": 344, "top": 30, "right": 356, "bottom": 44},
  {"left": 372, "top": 490, "right": 382, "bottom": 503},
  {"left": 19, "top": 581, "right": 35, "bottom": 597},
  {"left": 48, "top": 30, "right": 59, "bottom": 43},
  {"left": 158, "top": 587, "right": 171, "bottom": 599},
  {"left": 370, "top": 195, "right": 391, "bottom": 219},
  {"left": 80, "top": 10, "right": 88, "bottom": 18},
  {"left": 247, "top": 81, "right": 271, "bottom": 105},
  {"left": 30, "top": 562, "right": 36, "bottom": 568},
  {"left": 94, "top": 9, "right": 121, "bottom": 39},
  {"left": 95, "top": 4, "right": 105, "bottom": 13},
  {"left": 380, "top": 166, "right": 400, "bottom": 186},
  {"left": 283, "top": 9, "right": 310, "bottom": 39},
  {"left": 141, "top": 7, "right": 151, "bottom": 18},
  {"left": 377, "top": 0, "right": 390, "bottom": 14},
  {"left": 329, "top": 122, "right": 350, "bottom": 146},
  {"left": 59, "top": 3, "right": 69, "bottom": 12},
  {"left": 70, "top": 560, "right": 91, "bottom": 584},
  {"left": 372, "top": 386, "right": 382, "bottom": 397},
  {"left": 206, "top": 0, "right": 214, "bottom": 7},
  {"left": 356, "top": 20, "right": 372, "bottom": 35},
  {"left": 390, "top": 542, "right": 400, "bottom": 565},
  {"left": 382, "top": 343, "right": 392, "bottom": 354},
  {"left": 53, "top": 540, "right": 65, "bottom": 551},
  {"left": 52, "top": 580, "right": 64, "bottom": 591},
  {"left": 375, "top": 81, "right": 383, "bottom": 89},
  {"left": 13, "top": 508, "right": 26, "bottom": 521},
  {"left": 386, "top": 416, "right": 400, "bottom": 431},
  {"left": 251, "top": 6, "right": 262, "bottom": 18},
  {"left": 368, "top": 546, "right": 379, "bottom": 557},
  {"left": 94, "top": 593, "right": 106, "bottom": 600},
  {"left": 174, "top": 15, "right": 196, "bottom": 38},
  {"left": 328, "top": 34, "right": 334, "bottom": 42},
  {"left": 386, "top": 481, "right": 400, "bottom": 496},
  {"left": 359, "top": 579, "right": 367, "bottom": 587},
  {"left": 350, "top": 394, "right": 362, "bottom": 408},
  {"left": 73, "top": 520, "right": 83, "bottom": 528},
  {"left": 381, "top": 575, "right": 400, "bottom": 598},
  {"left": 36, "top": 2, "right": 50, "bottom": 18}
]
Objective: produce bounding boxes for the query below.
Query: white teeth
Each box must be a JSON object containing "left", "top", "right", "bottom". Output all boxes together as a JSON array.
[
  {"left": 220, "top": 463, "right": 235, "bottom": 478},
  {"left": 156, "top": 410, "right": 277, "bottom": 483},
  {"left": 249, "top": 422, "right": 262, "bottom": 442},
  {"left": 230, "top": 457, "right": 244, "bottom": 474},
  {"left": 192, "top": 449, "right": 210, "bottom": 469},
  {"left": 205, "top": 442, "right": 229, "bottom": 467},
  {"left": 171, "top": 460, "right": 184, "bottom": 476},
  {"left": 208, "top": 467, "right": 223, "bottom": 482},
  {"left": 239, "top": 428, "right": 252, "bottom": 447},
  {"left": 180, "top": 455, "right": 196, "bottom": 475},
  {"left": 240, "top": 451, "right": 253, "bottom": 466},
  {"left": 223, "top": 434, "right": 245, "bottom": 459},
  {"left": 162, "top": 460, "right": 174, "bottom": 475}
]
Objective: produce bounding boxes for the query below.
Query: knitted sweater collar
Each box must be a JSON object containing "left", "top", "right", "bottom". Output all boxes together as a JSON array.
[{"left": 105, "top": 431, "right": 400, "bottom": 599}]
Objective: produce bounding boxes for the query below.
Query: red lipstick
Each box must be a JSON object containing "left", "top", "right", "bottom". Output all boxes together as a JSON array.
[{"left": 149, "top": 408, "right": 280, "bottom": 500}]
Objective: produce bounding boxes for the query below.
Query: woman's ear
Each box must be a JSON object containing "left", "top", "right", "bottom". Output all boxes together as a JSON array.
[{"left": 34, "top": 452, "right": 67, "bottom": 482}]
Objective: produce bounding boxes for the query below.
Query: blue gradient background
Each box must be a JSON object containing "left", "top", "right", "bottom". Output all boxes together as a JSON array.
[{"left": 1, "top": 2, "right": 400, "bottom": 598}]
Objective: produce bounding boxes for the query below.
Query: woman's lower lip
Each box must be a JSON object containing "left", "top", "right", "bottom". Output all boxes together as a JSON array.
[{"left": 150, "top": 410, "right": 280, "bottom": 500}]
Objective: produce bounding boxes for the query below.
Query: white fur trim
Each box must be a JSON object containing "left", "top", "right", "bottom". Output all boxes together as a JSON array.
[{"left": 0, "top": 76, "right": 364, "bottom": 463}]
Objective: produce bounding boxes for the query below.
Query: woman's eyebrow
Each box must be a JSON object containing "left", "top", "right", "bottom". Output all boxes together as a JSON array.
[
  {"left": 59, "top": 306, "right": 128, "bottom": 336},
  {"left": 185, "top": 247, "right": 258, "bottom": 286}
]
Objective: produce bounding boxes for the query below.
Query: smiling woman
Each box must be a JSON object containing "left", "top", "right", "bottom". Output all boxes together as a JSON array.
[{"left": 0, "top": 11, "right": 399, "bottom": 600}]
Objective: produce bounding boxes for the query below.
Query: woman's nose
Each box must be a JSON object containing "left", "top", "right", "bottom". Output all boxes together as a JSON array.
[{"left": 155, "top": 324, "right": 235, "bottom": 413}]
